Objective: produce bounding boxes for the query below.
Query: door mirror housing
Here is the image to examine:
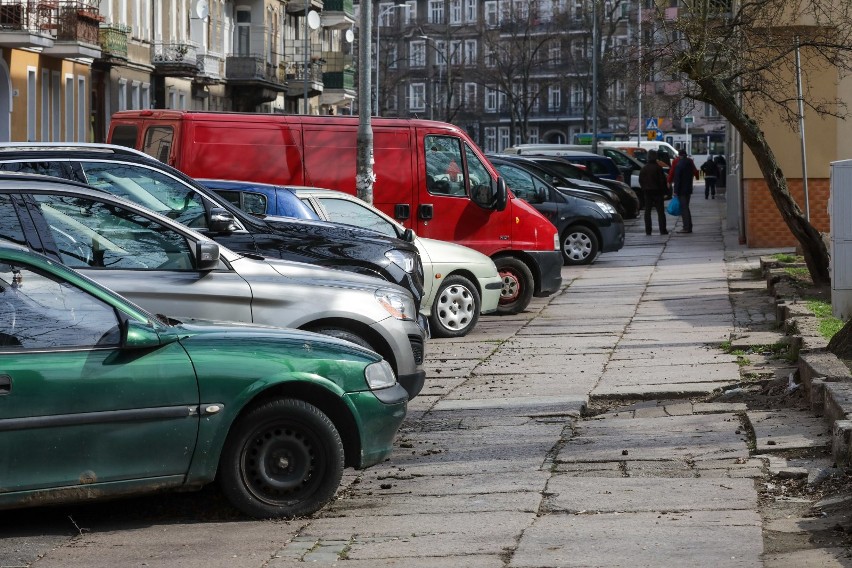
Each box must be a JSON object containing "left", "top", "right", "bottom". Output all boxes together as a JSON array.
[
  {"left": 208, "top": 207, "right": 238, "bottom": 233},
  {"left": 471, "top": 176, "right": 508, "bottom": 211},
  {"left": 494, "top": 177, "right": 508, "bottom": 211},
  {"left": 402, "top": 228, "right": 416, "bottom": 243},
  {"left": 123, "top": 319, "right": 163, "bottom": 349},
  {"left": 196, "top": 240, "right": 220, "bottom": 271}
]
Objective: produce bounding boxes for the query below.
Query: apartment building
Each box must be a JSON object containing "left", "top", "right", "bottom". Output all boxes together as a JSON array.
[{"left": 0, "top": 0, "right": 356, "bottom": 142}]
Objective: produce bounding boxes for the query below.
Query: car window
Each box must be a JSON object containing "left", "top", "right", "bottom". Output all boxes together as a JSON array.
[
  {"left": 216, "top": 189, "right": 268, "bottom": 216},
  {"left": 425, "top": 135, "right": 466, "bottom": 196},
  {"left": 0, "top": 261, "right": 120, "bottom": 350},
  {"left": 0, "top": 160, "right": 71, "bottom": 179},
  {"left": 143, "top": 126, "right": 174, "bottom": 163},
  {"left": 277, "top": 189, "right": 319, "bottom": 220},
  {"left": 538, "top": 160, "right": 581, "bottom": 181},
  {"left": 465, "top": 144, "right": 494, "bottom": 206},
  {"left": 494, "top": 163, "right": 539, "bottom": 203},
  {"left": 79, "top": 161, "right": 208, "bottom": 229},
  {"left": 110, "top": 124, "right": 138, "bottom": 149},
  {"left": 29, "top": 194, "right": 195, "bottom": 271},
  {"left": 0, "top": 195, "right": 27, "bottom": 247},
  {"left": 316, "top": 197, "right": 398, "bottom": 238}
]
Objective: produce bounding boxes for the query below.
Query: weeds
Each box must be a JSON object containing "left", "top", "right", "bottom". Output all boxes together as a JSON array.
[
  {"left": 772, "top": 253, "right": 802, "bottom": 263},
  {"left": 805, "top": 299, "right": 844, "bottom": 340}
]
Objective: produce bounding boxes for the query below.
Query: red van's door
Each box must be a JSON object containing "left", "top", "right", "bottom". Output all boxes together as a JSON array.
[{"left": 416, "top": 132, "right": 511, "bottom": 255}]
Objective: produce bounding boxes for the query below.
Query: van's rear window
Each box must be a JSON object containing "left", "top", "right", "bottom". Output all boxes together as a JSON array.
[{"left": 111, "top": 125, "right": 138, "bottom": 149}]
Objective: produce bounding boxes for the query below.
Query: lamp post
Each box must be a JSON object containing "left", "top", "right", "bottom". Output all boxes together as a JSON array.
[{"left": 375, "top": 3, "right": 407, "bottom": 116}]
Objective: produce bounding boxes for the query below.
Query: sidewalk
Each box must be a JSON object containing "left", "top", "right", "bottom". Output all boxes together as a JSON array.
[{"left": 15, "top": 194, "right": 847, "bottom": 568}]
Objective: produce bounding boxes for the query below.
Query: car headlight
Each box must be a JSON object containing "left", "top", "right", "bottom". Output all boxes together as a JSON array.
[
  {"left": 595, "top": 201, "right": 618, "bottom": 215},
  {"left": 365, "top": 360, "right": 397, "bottom": 390},
  {"left": 375, "top": 288, "right": 416, "bottom": 320},
  {"left": 385, "top": 249, "right": 418, "bottom": 273}
]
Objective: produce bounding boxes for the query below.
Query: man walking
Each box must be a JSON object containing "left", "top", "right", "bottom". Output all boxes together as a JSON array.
[
  {"left": 639, "top": 149, "right": 668, "bottom": 235},
  {"left": 671, "top": 149, "right": 699, "bottom": 233},
  {"left": 700, "top": 156, "right": 719, "bottom": 199}
]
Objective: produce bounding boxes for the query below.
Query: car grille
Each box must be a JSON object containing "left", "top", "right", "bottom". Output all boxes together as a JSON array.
[{"left": 408, "top": 334, "right": 424, "bottom": 365}]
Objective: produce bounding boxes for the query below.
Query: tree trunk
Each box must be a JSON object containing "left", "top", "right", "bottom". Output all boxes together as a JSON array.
[
  {"left": 698, "top": 77, "right": 830, "bottom": 285},
  {"left": 828, "top": 319, "right": 852, "bottom": 359}
]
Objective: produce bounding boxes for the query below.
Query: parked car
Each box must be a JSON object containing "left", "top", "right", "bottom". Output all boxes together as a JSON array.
[
  {"left": 0, "top": 143, "right": 425, "bottom": 314},
  {"left": 0, "top": 174, "right": 427, "bottom": 399},
  {"left": 503, "top": 143, "right": 642, "bottom": 187},
  {"left": 0, "top": 241, "right": 407, "bottom": 518},
  {"left": 497, "top": 153, "right": 640, "bottom": 219},
  {"left": 199, "top": 180, "right": 502, "bottom": 339},
  {"left": 489, "top": 158, "right": 625, "bottom": 265}
]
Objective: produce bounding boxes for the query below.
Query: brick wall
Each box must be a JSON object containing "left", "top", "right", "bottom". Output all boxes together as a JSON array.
[{"left": 745, "top": 178, "right": 830, "bottom": 248}]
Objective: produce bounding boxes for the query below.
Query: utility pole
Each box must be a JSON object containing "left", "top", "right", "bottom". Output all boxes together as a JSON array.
[
  {"left": 591, "top": 0, "right": 599, "bottom": 153},
  {"left": 356, "top": 0, "right": 375, "bottom": 204}
]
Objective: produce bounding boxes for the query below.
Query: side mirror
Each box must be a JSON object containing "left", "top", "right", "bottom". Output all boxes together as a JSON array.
[
  {"left": 494, "top": 177, "right": 508, "bottom": 211},
  {"left": 123, "top": 319, "right": 163, "bottom": 349},
  {"left": 209, "top": 207, "right": 238, "bottom": 233},
  {"left": 196, "top": 240, "right": 220, "bottom": 271},
  {"left": 402, "top": 228, "right": 416, "bottom": 243}
]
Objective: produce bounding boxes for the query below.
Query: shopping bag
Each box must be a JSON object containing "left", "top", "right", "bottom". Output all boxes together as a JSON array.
[{"left": 666, "top": 196, "right": 681, "bottom": 216}]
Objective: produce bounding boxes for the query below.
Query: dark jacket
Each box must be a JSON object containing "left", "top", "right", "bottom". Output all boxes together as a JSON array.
[
  {"left": 701, "top": 159, "right": 719, "bottom": 178},
  {"left": 639, "top": 161, "right": 668, "bottom": 194},
  {"left": 673, "top": 157, "right": 698, "bottom": 196}
]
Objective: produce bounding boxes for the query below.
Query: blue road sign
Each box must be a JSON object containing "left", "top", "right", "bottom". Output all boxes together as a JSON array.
[{"left": 645, "top": 117, "right": 658, "bottom": 130}]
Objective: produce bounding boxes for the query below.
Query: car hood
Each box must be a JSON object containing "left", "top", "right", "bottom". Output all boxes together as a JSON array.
[
  {"left": 416, "top": 237, "right": 498, "bottom": 274},
  {"left": 261, "top": 215, "right": 416, "bottom": 252},
  {"left": 565, "top": 178, "right": 611, "bottom": 192}
]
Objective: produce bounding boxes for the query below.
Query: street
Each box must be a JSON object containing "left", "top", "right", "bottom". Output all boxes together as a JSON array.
[{"left": 0, "top": 195, "right": 844, "bottom": 567}]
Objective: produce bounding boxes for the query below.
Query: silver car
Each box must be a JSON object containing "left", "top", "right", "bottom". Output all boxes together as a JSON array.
[{"left": 0, "top": 176, "right": 426, "bottom": 399}]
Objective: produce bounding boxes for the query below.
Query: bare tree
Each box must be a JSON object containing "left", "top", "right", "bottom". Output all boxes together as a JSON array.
[{"left": 647, "top": 0, "right": 852, "bottom": 284}]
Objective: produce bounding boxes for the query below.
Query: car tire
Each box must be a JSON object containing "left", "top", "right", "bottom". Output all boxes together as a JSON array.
[
  {"left": 494, "top": 257, "right": 534, "bottom": 315},
  {"left": 429, "top": 274, "right": 481, "bottom": 338},
  {"left": 218, "top": 398, "right": 345, "bottom": 519},
  {"left": 310, "top": 327, "right": 374, "bottom": 350},
  {"left": 562, "top": 225, "right": 599, "bottom": 266}
]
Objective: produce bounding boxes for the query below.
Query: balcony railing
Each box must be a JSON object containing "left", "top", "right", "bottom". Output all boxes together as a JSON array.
[
  {"left": 197, "top": 52, "right": 223, "bottom": 80},
  {"left": 323, "top": 0, "right": 354, "bottom": 14},
  {"left": 284, "top": 61, "right": 324, "bottom": 84},
  {"left": 98, "top": 24, "right": 128, "bottom": 58},
  {"left": 0, "top": 0, "right": 53, "bottom": 34},
  {"left": 153, "top": 42, "right": 201, "bottom": 76},
  {"left": 55, "top": 2, "right": 101, "bottom": 44},
  {"left": 226, "top": 54, "right": 285, "bottom": 85},
  {"left": 322, "top": 69, "right": 355, "bottom": 90}
]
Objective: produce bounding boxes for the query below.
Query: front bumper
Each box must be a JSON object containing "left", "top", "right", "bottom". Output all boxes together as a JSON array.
[
  {"left": 525, "top": 250, "right": 564, "bottom": 297},
  {"left": 371, "top": 317, "right": 427, "bottom": 400},
  {"left": 600, "top": 216, "right": 625, "bottom": 253},
  {"left": 345, "top": 386, "right": 408, "bottom": 469},
  {"left": 479, "top": 275, "right": 503, "bottom": 314}
]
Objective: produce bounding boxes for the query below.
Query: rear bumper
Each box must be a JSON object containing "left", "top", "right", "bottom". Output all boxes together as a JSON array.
[{"left": 526, "top": 250, "right": 563, "bottom": 297}]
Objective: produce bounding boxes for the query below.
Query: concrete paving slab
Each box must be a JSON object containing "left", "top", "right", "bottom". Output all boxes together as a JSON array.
[
  {"left": 498, "top": 336, "right": 614, "bottom": 352},
  {"left": 609, "top": 345, "right": 733, "bottom": 364},
  {"left": 729, "top": 331, "right": 789, "bottom": 348},
  {"left": 544, "top": 477, "right": 756, "bottom": 513},
  {"left": 474, "top": 354, "right": 608, "bottom": 376},
  {"left": 557, "top": 414, "right": 750, "bottom": 462},
  {"left": 425, "top": 342, "right": 499, "bottom": 359},
  {"left": 418, "top": 377, "right": 467, "bottom": 396},
  {"left": 446, "top": 373, "right": 598, "bottom": 400},
  {"left": 599, "top": 362, "right": 741, "bottom": 384},
  {"left": 432, "top": 395, "right": 587, "bottom": 415},
  {"left": 695, "top": 402, "right": 749, "bottom": 413},
  {"left": 591, "top": 381, "right": 738, "bottom": 399},
  {"left": 326, "top": 490, "right": 542, "bottom": 516},
  {"left": 510, "top": 510, "right": 763, "bottom": 568},
  {"left": 747, "top": 410, "right": 832, "bottom": 452},
  {"left": 296, "top": 556, "right": 504, "bottom": 567},
  {"left": 354, "top": 470, "right": 551, "bottom": 496},
  {"left": 301, "top": 511, "right": 533, "bottom": 559},
  {"left": 762, "top": 548, "right": 852, "bottom": 567}
]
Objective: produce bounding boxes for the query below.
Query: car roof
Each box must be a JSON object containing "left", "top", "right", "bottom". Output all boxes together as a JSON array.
[{"left": 0, "top": 142, "right": 152, "bottom": 159}]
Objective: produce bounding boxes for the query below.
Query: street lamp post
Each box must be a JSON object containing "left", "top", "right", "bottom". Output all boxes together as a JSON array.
[{"left": 375, "top": 3, "right": 407, "bottom": 116}]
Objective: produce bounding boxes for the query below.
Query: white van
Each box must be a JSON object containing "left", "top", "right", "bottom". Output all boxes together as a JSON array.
[{"left": 598, "top": 140, "right": 680, "bottom": 163}]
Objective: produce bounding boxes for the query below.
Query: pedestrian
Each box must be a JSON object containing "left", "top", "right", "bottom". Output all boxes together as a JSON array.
[
  {"left": 714, "top": 154, "right": 727, "bottom": 188},
  {"left": 671, "top": 148, "right": 699, "bottom": 233},
  {"left": 700, "top": 156, "right": 719, "bottom": 199},
  {"left": 638, "top": 149, "right": 668, "bottom": 235}
]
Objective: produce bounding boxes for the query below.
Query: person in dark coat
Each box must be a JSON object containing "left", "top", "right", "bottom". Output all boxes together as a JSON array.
[
  {"left": 714, "top": 154, "right": 727, "bottom": 188},
  {"left": 638, "top": 149, "right": 668, "bottom": 235},
  {"left": 672, "top": 148, "right": 699, "bottom": 233},
  {"left": 700, "top": 157, "right": 719, "bottom": 199}
]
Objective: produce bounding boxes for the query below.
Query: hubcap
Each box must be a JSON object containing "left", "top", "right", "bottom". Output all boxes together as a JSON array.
[
  {"left": 436, "top": 284, "right": 474, "bottom": 331},
  {"left": 499, "top": 270, "right": 521, "bottom": 303},
  {"left": 564, "top": 232, "right": 592, "bottom": 261},
  {"left": 242, "top": 424, "right": 323, "bottom": 504}
]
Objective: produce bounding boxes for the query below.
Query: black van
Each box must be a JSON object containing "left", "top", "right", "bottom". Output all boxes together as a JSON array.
[{"left": 0, "top": 143, "right": 425, "bottom": 309}]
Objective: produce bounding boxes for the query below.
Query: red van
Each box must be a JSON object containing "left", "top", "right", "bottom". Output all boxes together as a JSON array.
[{"left": 108, "top": 111, "right": 562, "bottom": 314}]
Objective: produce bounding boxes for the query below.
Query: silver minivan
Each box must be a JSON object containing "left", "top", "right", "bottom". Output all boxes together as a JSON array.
[{"left": 0, "top": 176, "right": 426, "bottom": 399}]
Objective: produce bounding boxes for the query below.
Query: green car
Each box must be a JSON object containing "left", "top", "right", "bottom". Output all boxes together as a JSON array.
[{"left": 0, "top": 243, "right": 407, "bottom": 518}]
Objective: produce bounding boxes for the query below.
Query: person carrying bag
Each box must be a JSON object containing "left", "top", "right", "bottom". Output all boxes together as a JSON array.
[{"left": 639, "top": 149, "right": 669, "bottom": 235}]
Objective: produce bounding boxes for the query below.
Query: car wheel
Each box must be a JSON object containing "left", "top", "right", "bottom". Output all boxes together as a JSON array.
[
  {"left": 562, "top": 226, "right": 599, "bottom": 266},
  {"left": 429, "top": 275, "right": 481, "bottom": 338},
  {"left": 218, "top": 398, "right": 344, "bottom": 519},
  {"left": 494, "top": 257, "right": 534, "bottom": 315},
  {"left": 310, "top": 327, "right": 374, "bottom": 350}
]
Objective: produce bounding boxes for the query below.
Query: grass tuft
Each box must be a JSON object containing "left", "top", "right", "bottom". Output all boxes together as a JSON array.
[{"left": 805, "top": 299, "right": 844, "bottom": 340}]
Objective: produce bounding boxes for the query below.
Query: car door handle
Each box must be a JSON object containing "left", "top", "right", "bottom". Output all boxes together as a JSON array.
[
  {"left": 419, "top": 204, "right": 433, "bottom": 220},
  {"left": 0, "top": 375, "right": 10, "bottom": 394}
]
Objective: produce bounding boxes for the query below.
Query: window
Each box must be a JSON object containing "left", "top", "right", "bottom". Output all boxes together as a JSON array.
[
  {"left": 485, "top": 1, "right": 498, "bottom": 26},
  {"left": 142, "top": 126, "right": 174, "bottom": 163},
  {"left": 131, "top": 82, "right": 140, "bottom": 109},
  {"left": 0, "top": 262, "right": 121, "bottom": 350},
  {"left": 0, "top": 194, "right": 27, "bottom": 247},
  {"left": 464, "top": 83, "right": 477, "bottom": 109},
  {"left": 548, "top": 85, "right": 561, "bottom": 111},
  {"left": 141, "top": 84, "right": 151, "bottom": 109},
  {"left": 388, "top": 44, "right": 399, "bottom": 69},
  {"left": 64, "top": 75, "right": 74, "bottom": 142},
  {"left": 110, "top": 125, "right": 138, "bottom": 148},
  {"left": 425, "top": 135, "right": 466, "bottom": 196},
  {"left": 409, "top": 83, "right": 426, "bottom": 111},
  {"left": 435, "top": 40, "right": 447, "bottom": 66},
  {"left": 30, "top": 194, "right": 195, "bottom": 271},
  {"left": 236, "top": 8, "right": 251, "bottom": 56},
  {"left": 40, "top": 70, "right": 49, "bottom": 141},
  {"left": 216, "top": 190, "right": 268, "bottom": 216},
  {"left": 485, "top": 45, "right": 497, "bottom": 67},
  {"left": 498, "top": 127, "right": 510, "bottom": 151},
  {"left": 79, "top": 161, "right": 208, "bottom": 229},
  {"left": 485, "top": 86, "right": 497, "bottom": 112},
  {"left": 27, "top": 68, "right": 36, "bottom": 142},
  {"left": 77, "top": 76, "right": 86, "bottom": 142},
  {"left": 51, "top": 72, "right": 60, "bottom": 141},
  {"left": 317, "top": 197, "right": 398, "bottom": 237},
  {"left": 484, "top": 128, "right": 496, "bottom": 153},
  {"left": 465, "top": 0, "right": 477, "bottom": 22},
  {"left": 465, "top": 144, "right": 494, "bottom": 206},
  {"left": 494, "top": 163, "right": 539, "bottom": 202},
  {"left": 428, "top": 0, "right": 444, "bottom": 23},
  {"left": 404, "top": 0, "right": 417, "bottom": 23},
  {"left": 118, "top": 78, "right": 127, "bottom": 111},
  {"left": 704, "top": 103, "right": 720, "bottom": 118},
  {"left": 450, "top": 40, "right": 462, "bottom": 64},
  {"left": 410, "top": 40, "right": 426, "bottom": 67},
  {"left": 449, "top": 0, "right": 462, "bottom": 24},
  {"left": 464, "top": 40, "right": 477, "bottom": 65}
]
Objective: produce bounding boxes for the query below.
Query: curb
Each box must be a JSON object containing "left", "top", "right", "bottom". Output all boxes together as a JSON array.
[{"left": 759, "top": 256, "right": 852, "bottom": 469}]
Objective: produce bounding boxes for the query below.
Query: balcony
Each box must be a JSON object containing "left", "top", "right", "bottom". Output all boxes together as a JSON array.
[
  {"left": 321, "top": 0, "right": 353, "bottom": 29},
  {"left": 226, "top": 54, "right": 287, "bottom": 108},
  {"left": 285, "top": 60, "right": 324, "bottom": 99},
  {"left": 320, "top": 68, "right": 354, "bottom": 106},
  {"left": 195, "top": 51, "right": 223, "bottom": 84},
  {"left": 43, "top": 2, "right": 102, "bottom": 58},
  {"left": 152, "top": 42, "right": 200, "bottom": 77},
  {"left": 0, "top": 0, "right": 55, "bottom": 49},
  {"left": 96, "top": 23, "right": 128, "bottom": 62}
]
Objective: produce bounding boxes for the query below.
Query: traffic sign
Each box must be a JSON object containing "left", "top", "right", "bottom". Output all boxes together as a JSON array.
[
  {"left": 645, "top": 117, "right": 658, "bottom": 130},
  {"left": 683, "top": 115, "right": 694, "bottom": 125}
]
